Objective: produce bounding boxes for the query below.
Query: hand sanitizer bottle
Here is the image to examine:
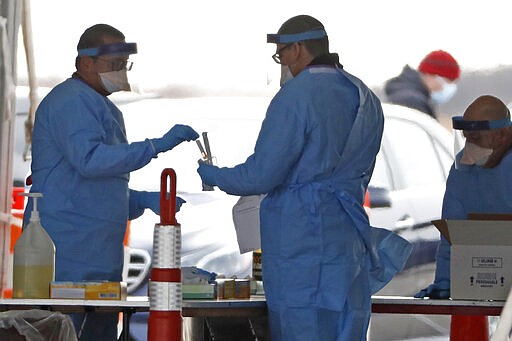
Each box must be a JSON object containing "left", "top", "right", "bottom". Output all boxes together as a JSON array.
[{"left": 13, "top": 193, "right": 55, "bottom": 298}]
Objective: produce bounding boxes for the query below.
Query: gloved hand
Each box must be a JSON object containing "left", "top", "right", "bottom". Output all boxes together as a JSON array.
[
  {"left": 151, "top": 124, "right": 199, "bottom": 154},
  {"left": 414, "top": 283, "right": 450, "bottom": 299},
  {"left": 137, "top": 191, "right": 186, "bottom": 215},
  {"left": 197, "top": 160, "right": 220, "bottom": 187}
]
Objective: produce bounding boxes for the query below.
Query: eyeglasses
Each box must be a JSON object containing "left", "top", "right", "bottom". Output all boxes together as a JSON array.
[
  {"left": 272, "top": 43, "right": 294, "bottom": 64},
  {"left": 97, "top": 57, "right": 133, "bottom": 71}
]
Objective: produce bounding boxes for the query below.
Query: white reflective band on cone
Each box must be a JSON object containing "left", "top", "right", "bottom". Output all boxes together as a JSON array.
[
  {"left": 149, "top": 281, "right": 182, "bottom": 311},
  {"left": 153, "top": 224, "right": 181, "bottom": 268}
]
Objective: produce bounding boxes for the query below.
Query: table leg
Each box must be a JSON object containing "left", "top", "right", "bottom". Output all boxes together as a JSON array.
[{"left": 122, "top": 309, "right": 132, "bottom": 341}]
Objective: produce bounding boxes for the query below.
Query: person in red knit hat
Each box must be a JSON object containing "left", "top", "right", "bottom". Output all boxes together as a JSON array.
[{"left": 384, "top": 50, "right": 460, "bottom": 119}]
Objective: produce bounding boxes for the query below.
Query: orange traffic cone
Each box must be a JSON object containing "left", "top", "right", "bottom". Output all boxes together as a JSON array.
[
  {"left": 450, "top": 315, "right": 489, "bottom": 341},
  {"left": 148, "top": 169, "right": 182, "bottom": 341}
]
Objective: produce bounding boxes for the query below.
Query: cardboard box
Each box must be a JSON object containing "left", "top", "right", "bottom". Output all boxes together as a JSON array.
[
  {"left": 50, "top": 281, "right": 127, "bottom": 300},
  {"left": 215, "top": 279, "right": 235, "bottom": 299},
  {"left": 214, "top": 279, "right": 251, "bottom": 300},
  {"left": 433, "top": 218, "right": 512, "bottom": 300},
  {"left": 234, "top": 279, "right": 251, "bottom": 299}
]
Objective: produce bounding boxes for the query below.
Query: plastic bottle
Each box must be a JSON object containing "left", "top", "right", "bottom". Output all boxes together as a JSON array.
[
  {"left": 252, "top": 249, "right": 262, "bottom": 281},
  {"left": 13, "top": 193, "right": 55, "bottom": 298}
]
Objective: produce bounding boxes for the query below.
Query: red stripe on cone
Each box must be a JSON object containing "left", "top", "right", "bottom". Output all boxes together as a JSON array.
[
  {"left": 151, "top": 268, "right": 181, "bottom": 282},
  {"left": 148, "top": 311, "right": 182, "bottom": 341}
]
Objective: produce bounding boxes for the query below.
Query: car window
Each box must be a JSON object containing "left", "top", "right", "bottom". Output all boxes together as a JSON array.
[
  {"left": 384, "top": 118, "right": 445, "bottom": 189},
  {"left": 370, "top": 150, "right": 393, "bottom": 190},
  {"left": 433, "top": 139, "right": 453, "bottom": 178}
]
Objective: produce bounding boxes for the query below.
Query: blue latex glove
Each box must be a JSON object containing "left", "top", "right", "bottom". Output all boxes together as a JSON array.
[
  {"left": 135, "top": 191, "right": 186, "bottom": 216},
  {"left": 151, "top": 124, "right": 199, "bottom": 154},
  {"left": 197, "top": 160, "right": 220, "bottom": 187},
  {"left": 414, "top": 283, "right": 450, "bottom": 299}
]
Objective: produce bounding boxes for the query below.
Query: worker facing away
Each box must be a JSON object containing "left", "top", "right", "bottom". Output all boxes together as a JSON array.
[
  {"left": 198, "top": 14, "right": 412, "bottom": 341},
  {"left": 23, "top": 23, "right": 198, "bottom": 340},
  {"left": 416, "top": 95, "right": 512, "bottom": 299}
]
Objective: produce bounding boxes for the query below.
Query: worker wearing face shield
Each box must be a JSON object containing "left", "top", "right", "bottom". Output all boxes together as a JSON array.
[
  {"left": 24, "top": 24, "right": 198, "bottom": 340},
  {"left": 415, "top": 95, "right": 512, "bottom": 299},
  {"left": 197, "top": 15, "right": 412, "bottom": 340}
]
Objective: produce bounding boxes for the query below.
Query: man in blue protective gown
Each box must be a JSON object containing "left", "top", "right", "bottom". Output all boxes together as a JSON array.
[
  {"left": 197, "top": 15, "right": 412, "bottom": 341},
  {"left": 24, "top": 24, "right": 198, "bottom": 340},
  {"left": 416, "top": 95, "right": 512, "bottom": 299}
]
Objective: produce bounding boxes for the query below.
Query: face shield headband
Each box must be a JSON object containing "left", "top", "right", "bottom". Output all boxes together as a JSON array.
[
  {"left": 267, "top": 29, "right": 327, "bottom": 44},
  {"left": 452, "top": 115, "right": 512, "bottom": 131},
  {"left": 77, "top": 42, "right": 138, "bottom": 57}
]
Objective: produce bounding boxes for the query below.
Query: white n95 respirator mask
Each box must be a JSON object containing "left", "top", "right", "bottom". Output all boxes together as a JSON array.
[
  {"left": 99, "top": 70, "right": 131, "bottom": 93},
  {"left": 460, "top": 142, "right": 493, "bottom": 166}
]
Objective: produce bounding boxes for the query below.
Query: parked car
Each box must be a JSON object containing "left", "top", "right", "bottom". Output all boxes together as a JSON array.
[
  {"left": 121, "top": 96, "right": 270, "bottom": 340},
  {"left": 10, "top": 85, "right": 458, "bottom": 339},
  {"left": 370, "top": 103, "right": 454, "bottom": 273},
  {"left": 120, "top": 98, "right": 456, "bottom": 340},
  {"left": 11, "top": 86, "right": 50, "bottom": 186},
  {"left": 368, "top": 104, "right": 454, "bottom": 340}
]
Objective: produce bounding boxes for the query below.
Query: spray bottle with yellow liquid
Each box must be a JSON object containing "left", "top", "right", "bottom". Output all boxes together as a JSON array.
[{"left": 13, "top": 193, "right": 55, "bottom": 298}]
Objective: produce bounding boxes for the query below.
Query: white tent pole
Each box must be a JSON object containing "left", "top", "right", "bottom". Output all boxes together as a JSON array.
[
  {"left": 21, "top": 0, "right": 36, "bottom": 162},
  {"left": 0, "top": 0, "right": 21, "bottom": 297}
]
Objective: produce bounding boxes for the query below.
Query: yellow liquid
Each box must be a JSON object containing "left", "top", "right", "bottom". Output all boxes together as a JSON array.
[{"left": 13, "top": 265, "right": 54, "bottom": 298}]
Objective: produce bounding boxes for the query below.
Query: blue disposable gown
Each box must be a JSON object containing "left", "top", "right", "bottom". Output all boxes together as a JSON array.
[
  {"left": 213, "top": 66, "right": 411, "bottom": 340},
  {"left": 26, "top": 78, "right": 156, "bottom": 281},
  {"left": 433, "top": 151, "right": 512, "bottom": 287},
  {"left": 24, "top": 78, "right": 158, "bottom": 339}
]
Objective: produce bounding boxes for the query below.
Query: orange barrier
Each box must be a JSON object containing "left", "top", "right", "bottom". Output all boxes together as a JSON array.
[
  {"left": 450, "top": 315, "right": 489, "bottom": 341},
  {"left": 123, "top": 221, "right": 131, "bottom": 247},
  {"left": 2, "top": 188, "right": 25, "bottom": 298},
  {"left": 364, "top": 190, "right": 370, "bottom": 208}
]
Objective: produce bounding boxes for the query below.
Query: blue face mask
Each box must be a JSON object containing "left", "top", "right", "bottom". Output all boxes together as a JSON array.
[{"left": 431, "top": 76, "right": 457, "bottom": 104}]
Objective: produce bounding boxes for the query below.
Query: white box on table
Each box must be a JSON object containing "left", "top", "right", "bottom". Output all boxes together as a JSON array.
[{"left": 433, "top": 216, "right": 512, "bottom": 301}]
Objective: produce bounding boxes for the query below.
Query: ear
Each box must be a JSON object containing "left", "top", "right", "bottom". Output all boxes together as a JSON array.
[
  {"left": 496, "top": 128, "right": 508, "bottom": 145},
  {"left": 79, "top": 56, "right": 94, "bottom": 73},
  {"left": 283, "top": 43, "right": 296, "bottom": 60},
  {"left": 486, "top": 130, "right": 512, "bottom": 168},
  {"left": 294, "top": 42, "right": 314, "bottom": 67}
]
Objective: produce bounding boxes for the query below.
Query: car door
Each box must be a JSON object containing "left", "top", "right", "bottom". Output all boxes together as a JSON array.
[{"left": 369, "top": 113, "right": 453, "bottom": 268}]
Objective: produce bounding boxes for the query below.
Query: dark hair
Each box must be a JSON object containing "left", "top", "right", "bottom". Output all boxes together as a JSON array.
[
  {"left": 277, "top": 15, "right": 329, "bottom": 57},
  {"left": 75, "top": 24, "right": 125, "bottom": 69}
]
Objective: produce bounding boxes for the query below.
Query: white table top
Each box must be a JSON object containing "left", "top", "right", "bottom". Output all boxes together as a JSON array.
[{"left": 0, "top": 295, "right": 505, "bottom": 316}]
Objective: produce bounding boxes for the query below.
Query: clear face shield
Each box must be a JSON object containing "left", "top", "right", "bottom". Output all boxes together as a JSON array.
[
  {"left": 452, "top": 115, "right": 512, "bottom": 169},
  {"left": 453, "top": 128, "right": 465, "bottom": 167},
  {"left": 78, "top": 42, "right": 138, "bottom": 93},
  {"left": 267, "top": 28, "right": 328, "bottom": 87}
]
